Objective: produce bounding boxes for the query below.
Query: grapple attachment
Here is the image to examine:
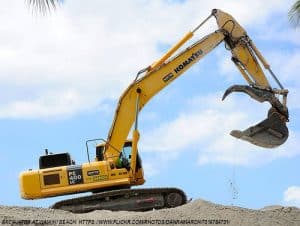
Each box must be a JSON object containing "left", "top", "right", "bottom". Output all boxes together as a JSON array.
[{"left": 222, "top": 85, "right": 289, "bottom": 148}]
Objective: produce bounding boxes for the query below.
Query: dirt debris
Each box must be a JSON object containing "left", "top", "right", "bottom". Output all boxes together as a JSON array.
[{"left": 0, "top": 199, "right": 299, "bottom": 226}]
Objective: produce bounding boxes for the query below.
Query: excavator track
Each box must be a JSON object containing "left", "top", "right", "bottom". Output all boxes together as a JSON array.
[{"left": 51, "top": 187, "right": 187, "bottom": 213}]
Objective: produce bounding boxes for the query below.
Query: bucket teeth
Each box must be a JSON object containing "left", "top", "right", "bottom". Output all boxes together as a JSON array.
[{"left": 222, "top": 85, "right": 289, "bottom": 148}]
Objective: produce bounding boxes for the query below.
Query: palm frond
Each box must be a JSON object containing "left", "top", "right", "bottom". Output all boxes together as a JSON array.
[
  {"left": 289, "top": 0, "right": 300, "bottom": 27},
  {"left": 25, "top": 0, "right": 59, "bottom": 15}
]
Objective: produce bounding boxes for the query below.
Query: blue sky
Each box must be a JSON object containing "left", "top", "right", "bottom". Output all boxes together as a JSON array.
[{"left": 0, "top": 0, "right": 299, "bottom": 209}]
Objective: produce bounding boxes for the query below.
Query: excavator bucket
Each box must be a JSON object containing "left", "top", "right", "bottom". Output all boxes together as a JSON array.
[{"left": 222, "top": 85, "right": 289, "bottom": 148}]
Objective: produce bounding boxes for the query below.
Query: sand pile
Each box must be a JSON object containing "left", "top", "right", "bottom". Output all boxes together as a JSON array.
[{"left": 1, "top": 199, "right": 299, "bottom": 226}]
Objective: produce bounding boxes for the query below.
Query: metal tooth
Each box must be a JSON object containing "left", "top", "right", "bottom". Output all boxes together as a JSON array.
[
  {"left": 222, "top": 85, "right": 271, "bottom": 102},
  {"left": 222, "top": 85, "right": 289, "bottom": 120}
]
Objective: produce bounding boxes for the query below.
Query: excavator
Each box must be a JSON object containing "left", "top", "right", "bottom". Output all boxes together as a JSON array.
[{"left": 19, "top": 9, "right": 289, "bottom": 213}]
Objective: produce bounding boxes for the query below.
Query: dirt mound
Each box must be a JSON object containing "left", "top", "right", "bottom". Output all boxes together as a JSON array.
[{"left": 1, "top": 199, "right": 299, "bottom": 226}]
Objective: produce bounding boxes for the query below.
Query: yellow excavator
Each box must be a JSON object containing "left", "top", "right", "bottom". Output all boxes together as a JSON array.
[{"left": 19, "top": 9, "right": 289, "bottom": 212}]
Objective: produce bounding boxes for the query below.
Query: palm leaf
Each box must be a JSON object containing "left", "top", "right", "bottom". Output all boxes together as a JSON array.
[
  {"left": 25, "top": 0, "right": 59, "bottom": 14},
  {"left": 289, "top": 0, "right": 300, "bottom": 27}
]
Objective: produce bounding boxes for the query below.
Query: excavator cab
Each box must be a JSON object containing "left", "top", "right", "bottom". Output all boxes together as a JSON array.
[
  {"left": 116, "top": 142, "right": 132, "bottom": 169},
  {"left": 116, "top": 141, "right": 143, "bottom": 171}
]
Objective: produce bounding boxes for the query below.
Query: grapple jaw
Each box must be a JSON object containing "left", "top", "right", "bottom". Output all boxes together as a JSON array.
[{"left": 222, "top": 85, "right": 289, "bottom": 148}]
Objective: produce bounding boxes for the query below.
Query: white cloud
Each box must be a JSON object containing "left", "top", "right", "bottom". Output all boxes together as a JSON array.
[
  {"left": 0, "top": 0, "right": 294, "bottom": 119},
  {"left": 140, "top": 93, "right": 300, "bottom": 166},
  {"left": 284, "top": 186, "right": 300, "bottom": 207},
  {"left": 198, "top": 130, "right": 300, "bottom": 166},
  {"left": 215, "top": 44, "right": 300, "bottom": 90},
  {"left": 263, "top": 51, "right": 300, "bottom": 110},
  {"left": 274, "top": 52, "right": 300, "bottom": 87},
  {"left": 0, "top": 89, "right": 90, "bottom": 119},
  {"left": 142, "top": 161, "right": 160, "bottom": 177},
  {"left": 257, "top": 19, "right": 300, "bottom": 47}
]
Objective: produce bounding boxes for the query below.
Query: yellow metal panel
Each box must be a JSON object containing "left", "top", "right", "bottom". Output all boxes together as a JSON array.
[
  {"left": 40, "top": 178, "right": 131, "bottom": 197},
  {"left": 81, "top": 161, "right": 109, "bottom": 184},
  {"left": 40, "top": 168, "right": 68, "bottom": 189},
  {"left": 19, "top": 170, "right": 41, "bottom": 199},
  {"left": 232, "top": 45, "right": 269, "bottom": 87},
  {"left": 213, "top": 9, "right": 246, "bottom": 39},
  {"left": 21, "top": 162, "right": 133, "bottom": 199},
  {"left": 214, "top": 9, "right": 270, "bottom": 87},
  {"left": 108, "top": 168, "right": 131, "bottom": 180},
  {"left": 134, "top": 168, "right": 145, "bottom": 185}
]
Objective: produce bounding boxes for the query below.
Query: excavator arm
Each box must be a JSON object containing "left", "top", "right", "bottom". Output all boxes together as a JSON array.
[
  {"left": 213, "top": 9, "right": 289, "bottom": 148},
  {"left": 104, "top": 9, "right": 289, "bottom": 162}
]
